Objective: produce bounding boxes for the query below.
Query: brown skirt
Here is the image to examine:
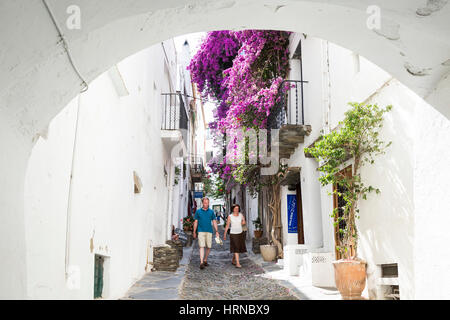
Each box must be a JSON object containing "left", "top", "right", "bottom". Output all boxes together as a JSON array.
[{"left": 230, "top": 232, "right": 247, "bottom": 253}]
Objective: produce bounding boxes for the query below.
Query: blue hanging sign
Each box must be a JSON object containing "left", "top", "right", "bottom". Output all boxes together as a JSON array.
[
  {"left": 194, "top": 191, "right": 204, "bottom": 199},
  {"left": 287, "top": 194, "right": 298, "bottom": 233}
]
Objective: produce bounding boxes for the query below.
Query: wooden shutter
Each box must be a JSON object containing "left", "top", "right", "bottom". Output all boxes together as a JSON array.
[{"left": 296, "top": 183, "right": 305, "bottom": 244}]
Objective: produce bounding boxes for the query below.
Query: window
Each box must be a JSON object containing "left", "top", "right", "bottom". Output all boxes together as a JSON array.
[
  {"left": 379, "top": 263, "right": 400, "bottom": 300},
  {"left": 381, "top": 263, "right": 398, "bottom": 278}
]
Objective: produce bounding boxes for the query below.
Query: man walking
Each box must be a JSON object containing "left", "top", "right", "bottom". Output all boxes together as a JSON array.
[{"left": 193, "top": 197, "right": 220, "bottom": 269}]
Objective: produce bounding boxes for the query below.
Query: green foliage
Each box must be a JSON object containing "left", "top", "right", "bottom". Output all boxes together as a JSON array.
[
  {"left": 252, "top": 216, "right": 263, "bottom": 231},
  {"left": 174, "top": 166, "right": 181, "bottom": 185},
  {"left": 234, "top": 163, "right": 288, "bottom": 198},
  {"left": 304, "top": 102, "right": 392, "bottom": 258},
  {"left": 202, "top": 175, "right": 213, "bottom": 196},
  {"left": 182, "top": 216, "right": 195, "bottom": 231},
  {"left": 203, "top": 173, "right": 227, "bottom": 200}
]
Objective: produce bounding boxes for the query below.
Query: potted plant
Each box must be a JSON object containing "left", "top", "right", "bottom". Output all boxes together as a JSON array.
[
  {"left": 305, "top": 102, "right": 392, "bottom": 300},
  {"left": 260, "top": 242, "right": 278, "bottom": 261},
  {"left": 182, "top": 216, "right": 194, "bottom": 232},
  {"left": 252, "top": 217, "right": 263, "bottom": 238}
]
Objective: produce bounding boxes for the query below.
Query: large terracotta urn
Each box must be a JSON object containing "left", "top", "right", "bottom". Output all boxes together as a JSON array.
[
  {"left": 332, "top": 259, "right": 367, "bottom": 300},
  {"left": 260, "top": 244, "right": 277, "bottom": 262}
]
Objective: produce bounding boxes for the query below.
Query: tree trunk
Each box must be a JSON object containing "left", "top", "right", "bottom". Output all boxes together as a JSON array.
[
  {"left": 262, "top": 186, "right": 271, "bottom": 239},
  {"left": 268, "top": 182, "right": 283, "bottom": 259}
]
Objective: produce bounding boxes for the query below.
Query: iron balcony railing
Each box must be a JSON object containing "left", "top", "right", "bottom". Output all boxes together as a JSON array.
[
  {"left": 190, "top": 155, "right": 205, "bottom": 175},
  {"left": 267, "top": 79, "right": 309, "bottom": 130},
  {"left": 161, "top": 92, "right": 189, "bottom": 131}
]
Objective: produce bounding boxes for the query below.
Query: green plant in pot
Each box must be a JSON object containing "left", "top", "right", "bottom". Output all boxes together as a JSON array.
[
  {"left": 305, "top": 102, "right": 392, "bottom": 300},
  {"left": 252, "top": 217, "right": 263, "bottom": 238},
  {"left": 182, "top": 216, "right": 195, "bottom": 232}
]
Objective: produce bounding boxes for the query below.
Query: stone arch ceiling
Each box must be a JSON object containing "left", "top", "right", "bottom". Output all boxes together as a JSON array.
[{"left": 1, "top": 0, "right": 449, "bottom": 144}]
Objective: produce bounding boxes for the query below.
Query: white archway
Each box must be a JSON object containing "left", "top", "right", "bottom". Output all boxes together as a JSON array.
[{"left": 0, "top": 0, "right": 449, "bottom": 298}]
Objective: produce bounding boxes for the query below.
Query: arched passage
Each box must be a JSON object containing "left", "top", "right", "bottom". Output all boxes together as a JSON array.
[
  {"left": 0, "top": 0, "right": 449, "bottom": 298},
  {"left": 2, "top": 0, "right": 450, "bottom": 140}
]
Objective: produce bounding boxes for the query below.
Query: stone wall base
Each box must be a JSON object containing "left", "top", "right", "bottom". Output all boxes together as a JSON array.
[{"left": 252, "top": 237, "right": 269, "bottom": 254}]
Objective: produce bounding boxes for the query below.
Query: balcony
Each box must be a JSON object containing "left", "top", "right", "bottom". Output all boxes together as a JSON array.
[
  {"left": 190, "top": 155, "right": 205, "bottom": 183},
  {"left": 161, "top": 92, "right": 188, "bottom": 152},
  {"left": 267, "top": 80, "right": 312, "bottom": 160}
]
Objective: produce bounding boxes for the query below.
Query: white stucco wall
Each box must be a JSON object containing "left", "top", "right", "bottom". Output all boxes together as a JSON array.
[
  {"left": 281, "top": 33, "right": 450, "bottom": 299},
  {"left": 348, "top": 77, "right": 450, "bottom": 300},
  {"left": 1, "top": 0, "right": 450, "bottom": 299},
  {"left": 355, "top": 79, "right": 416, "bottom": 300},
  {"left": 0, "top": 119, "right": 30, "bottom": 299},
  {"left": 413, "top": 89, "right": 450, "bottom": 299},
  {"left": 22, "top": 43, "right": 186, "bottom": 299},
  {"left": 245, "top": 190, "right": 259, "bottom": 237}
]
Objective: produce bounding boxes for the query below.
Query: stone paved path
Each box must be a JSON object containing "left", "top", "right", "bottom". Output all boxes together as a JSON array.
[
  {"left": 179, "top": 228, "right": 299, "bottom": 300},
  {"left": 122, "top": 246, "right": 193, "bottom": 300}
]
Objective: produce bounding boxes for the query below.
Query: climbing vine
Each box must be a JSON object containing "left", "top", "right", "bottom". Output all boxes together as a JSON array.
[
  {"left": 305, "top": 102, "right": 392, "bottom": 259},
  {"left": 188, "top": 30, "right": 291, "bottom": 192}
]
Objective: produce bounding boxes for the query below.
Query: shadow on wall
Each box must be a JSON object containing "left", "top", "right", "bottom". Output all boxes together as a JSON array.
[{"left": 357, "top": 95, "right": 415, "bottom": 300}]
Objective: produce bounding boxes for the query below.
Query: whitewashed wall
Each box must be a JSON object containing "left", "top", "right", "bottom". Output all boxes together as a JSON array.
[
  {"left": 1, "top": 1, "right": 449, "bottom": 299},
  {"left": 245, "top": 190, "right": 259, "bottom": 238},
  {"left": 281, "top": 34, "right": 450, "bottom": 299},
  {"left": 23, "top": 42, "right": 184, "bottom": 299},
  {"left": 0, "top": 113, "right": 30, "bottom": 299},
  {"left": 413, "top": 94, "right": 450, "bottom": 299}
]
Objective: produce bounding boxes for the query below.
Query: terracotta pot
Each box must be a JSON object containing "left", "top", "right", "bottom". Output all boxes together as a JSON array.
[
  {"left": 254, "top": 230, "right": 263, "bottom": 238},
  {"left": 332, "top": 259, "right": 367, "bottom": 300},
  {"left": 260, "top": 244, "right": 277, "bottom": 262}
]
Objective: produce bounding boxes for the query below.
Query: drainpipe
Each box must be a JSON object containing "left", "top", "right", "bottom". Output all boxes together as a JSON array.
[
  {"left": 64, "top": 94, "right": 83, "bottom": 279},
  {"left": 166, "top": 160, "right": 175, "bottom": 241},
  {"left": 323, "top": 41, "right": 332, "bottom": 133}
]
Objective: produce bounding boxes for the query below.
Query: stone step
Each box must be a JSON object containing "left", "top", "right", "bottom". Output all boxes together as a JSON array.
[
  {"left": 281, "top": 135, "right": 304, "bottom": 144},
  {"left": 280, "top": 124, "right": 312, "bottom": 136}
]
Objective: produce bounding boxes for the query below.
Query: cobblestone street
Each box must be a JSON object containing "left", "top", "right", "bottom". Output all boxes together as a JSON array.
[{"left": 179, "top": 228, "right": 299, "bottom": 300}]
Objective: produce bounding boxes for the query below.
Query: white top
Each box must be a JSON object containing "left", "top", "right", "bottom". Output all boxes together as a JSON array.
[{"left": 230, "top": 213, "right": 243, "bottom": 234}]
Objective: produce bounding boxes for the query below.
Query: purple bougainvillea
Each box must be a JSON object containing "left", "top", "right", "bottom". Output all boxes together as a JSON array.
[{"left": 188, "top": 30, "right": 291, "bottom": 187}]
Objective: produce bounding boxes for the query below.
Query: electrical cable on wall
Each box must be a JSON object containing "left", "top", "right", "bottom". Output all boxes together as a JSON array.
[
  {"left": 42, "top": 0, "right": 89, "bottom": 93},
  {"left": 63, "top": 93, "right": 83, "bottom": 279}
]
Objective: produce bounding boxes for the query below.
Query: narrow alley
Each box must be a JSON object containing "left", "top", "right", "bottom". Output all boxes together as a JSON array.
[
  {"left": 123, "top": 226, "right": 300, "bottom": 300},
  {"left": 180, "top": 228, "right": 298, "bottom": 300},
  {"left": 1, "top": 1, "right": 450, "bottom": 302}
]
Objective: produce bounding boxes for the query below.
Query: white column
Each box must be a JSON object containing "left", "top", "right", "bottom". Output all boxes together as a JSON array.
[
  {"left": 301, "top": 160, "right": 324, "bottom": 249},
  {"left": 166, "top": 160, "right": 176, "bottom": 241},
  {"left": 280, "top": 185, "right": 299, "bottom": 276},
  {"left": 320, "top": 184, "right": 335, "bottom": 252}
]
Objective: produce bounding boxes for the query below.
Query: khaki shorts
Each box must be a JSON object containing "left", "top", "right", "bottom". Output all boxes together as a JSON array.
[{"left": 198, "top": 232, "right": 212, "bottom": 248}]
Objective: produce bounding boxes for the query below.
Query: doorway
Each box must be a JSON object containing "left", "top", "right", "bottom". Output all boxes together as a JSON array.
[
  {"left": 295, "top": 182, "right": 305, "bottom": 245},
  {"left": 94, "top": 255, "right": 105, "bottom": 299}
]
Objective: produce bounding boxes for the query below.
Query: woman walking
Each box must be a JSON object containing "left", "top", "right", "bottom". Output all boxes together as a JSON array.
[{"left": 223, "top": 204, "right": 247, "bottom": 268}]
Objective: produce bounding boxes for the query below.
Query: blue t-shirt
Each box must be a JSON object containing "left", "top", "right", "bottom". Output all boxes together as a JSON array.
[{"left": 194, "top": 208, "right": 216, "bottom": 233}]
